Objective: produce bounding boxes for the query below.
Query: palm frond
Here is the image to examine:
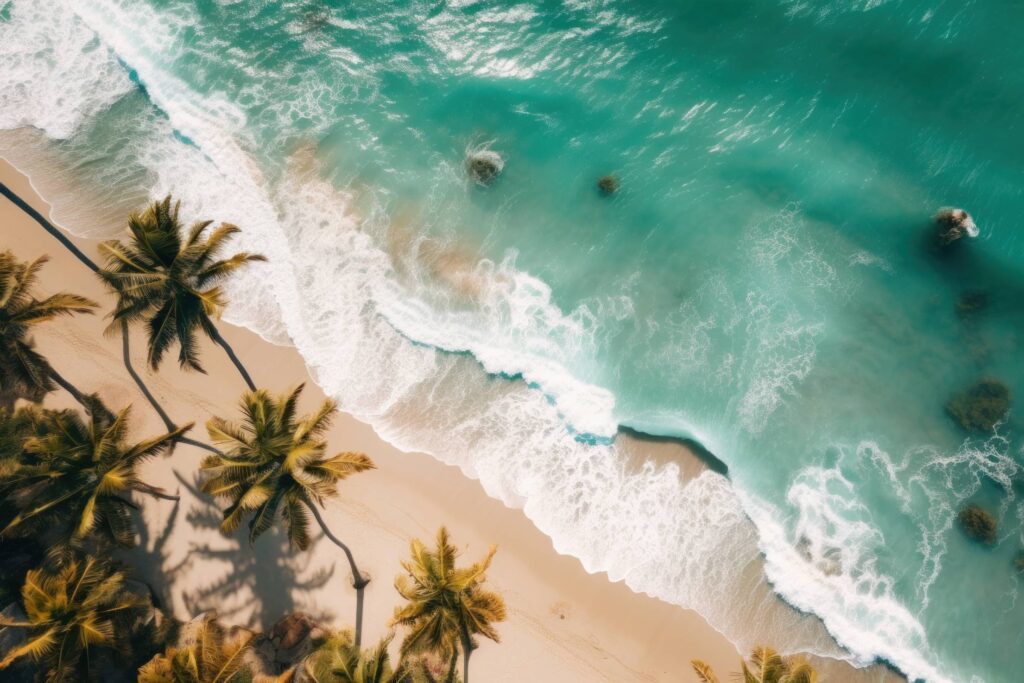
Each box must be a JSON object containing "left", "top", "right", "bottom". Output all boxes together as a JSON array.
[
  {"left": 10, "top": 293, "right": 97, "bottom": 323},
  {"left": 784, "top": 659, "right": 818, "bottom": 683},
  {"left": 0, "top": 627, "right": 58, "bottom": 669},
  {"left": 247, "top": 488, "right": 285, "bottom": 543},
  {"left": 145, "top": 299, "right": 179, "bottom": 370},
  {"left": 690, "top": 660, "right": 720, "bottom": 683},
  {"left": 282, "top": 498, "right": 312, "bottom": 550},
  {"left": 309, "top": 451, "right": 376, "bottom": 482},
  {"left": 201, "top": 387, "right": 372, "bottom": 553},
  {"left": 0, "top": 252, "right": 96, "bottom": 402},
  {"left": 747, "top": 646, "right": 786, "bottom": 683}
]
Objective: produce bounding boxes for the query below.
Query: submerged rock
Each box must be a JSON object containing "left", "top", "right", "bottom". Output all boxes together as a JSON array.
[
  {"left": 597, "top": 174, "right": 620, "bottom": 196},
  {"left": 935, "top": 207, "right": 979, "bottom": 246},
  {"left": 958, "top": 504, "right": 997, "bottom": 545},
  {"left": 945, "top": 378, "right": 1011, "bottom": 432},
  {"left": 1015, "top": 551, "right": 1024, "bottom": 573},
  {"left": 465, "top": 148, "right": 504, "bottom": 185},
  {"left": 955, "top": 290, "right": 989, "bottom": 318}
]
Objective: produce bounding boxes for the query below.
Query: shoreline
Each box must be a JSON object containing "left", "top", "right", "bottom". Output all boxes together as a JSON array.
[
  {"left": 1, "top": 157, "right": 744, "bottom": 681},
  {"left": 0, "top": 156, "right": 903, "bottom": 682}
]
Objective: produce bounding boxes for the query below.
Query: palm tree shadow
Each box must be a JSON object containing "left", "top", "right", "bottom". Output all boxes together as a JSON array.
[
  {"left": 169, "top": 470, "right": 337, "bottom": 629},
  {"left": 121, "top": 489, "right": 184, "bottom": 612}
]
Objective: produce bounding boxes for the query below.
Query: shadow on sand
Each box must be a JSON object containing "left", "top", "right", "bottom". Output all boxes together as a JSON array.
[{"left": 122, "top": 468, "right": 337, "bottom": 629}]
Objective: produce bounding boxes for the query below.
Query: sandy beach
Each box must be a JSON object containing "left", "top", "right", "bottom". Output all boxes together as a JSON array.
[{"left": 0, "top": 158, "right": 753, "bottom": 681}]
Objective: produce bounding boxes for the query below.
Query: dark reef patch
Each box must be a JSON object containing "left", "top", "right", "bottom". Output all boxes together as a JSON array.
[
  {"left": 958, "top": 504, "right": 997, "bottom": 545},
  {"left": 945, "top": 378, "right": 1011, "bottom": 432}
]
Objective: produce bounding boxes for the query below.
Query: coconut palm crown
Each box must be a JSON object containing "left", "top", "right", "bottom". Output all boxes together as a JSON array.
[
  {"left": 301, "top": 630, "right": 462, "bottom": 683},
  {"left": 0, "top": 398, "right": 188, "bottom": 547},
  {"left": 137, "top": 611, "right": 253, "bottom": 683},
  {"left": 0, "top": 554, "right": 146, "bottom": 680},
  {"left": 391, "top": 527, "right": 506, "bottom": 683},
  {"left": 200, "top": 384, "right": 374, "bottom": 548},
  {"left": 301, "top": 630, "right": 394, "bottom": 683},
  {"left": 0, "top": 250, "right": 97, "bottom": 404},
  {"left": 97, "top": 196, "right": 265, "bottom": 385},
  {"left": 691, "top": 646, "right": 820, "bottom": 683},
  {"left": 200, "top": 384, "right": 375, "bottom": 642}
]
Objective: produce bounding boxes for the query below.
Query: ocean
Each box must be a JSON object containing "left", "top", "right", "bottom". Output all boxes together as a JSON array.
[{"left": 3, "top": 1, "right": 1023, "bottom": 680}]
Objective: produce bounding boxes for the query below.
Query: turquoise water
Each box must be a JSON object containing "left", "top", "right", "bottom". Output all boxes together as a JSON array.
[{"left": 3, "top": 1, "right": 1024, "bottom": 680}]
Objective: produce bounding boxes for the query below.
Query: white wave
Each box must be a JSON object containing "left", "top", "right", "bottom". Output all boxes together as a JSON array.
[
  {"left": 746, "top": 483, "right": 950, "bottom": 682},
  {"left": 748, "top": 430, "right": 1023, "bottom": 683},
  {"left": 376, "top": 251, "right": 619, "bottom": 438},
  {"left": 742, "top": 446, "right": 951, "bottom": 683},
  {"left": 0, "top": 0, "right": 131, "bottom": 138},
  {"left": 904, "top": 429, "right": 1019, "bottom": 608}
]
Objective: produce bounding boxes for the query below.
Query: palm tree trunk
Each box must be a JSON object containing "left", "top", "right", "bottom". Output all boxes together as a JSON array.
[
  {"left": 304, "top": 499, "right": 369, "bottom": 646},
  {"left": 141, "top": 579, "right": 164, "bottom": 611},
  {"left": 0, "top": 183, "right": 98, "bottom": 273},
  {"left": 461, "top": 627, "right": 473, "bottom": 683},
  {"left": 134, "top": 482, "right": 180, "bottom": 502},
  {"left": 47, "top": 366, "right": 89, "bottom": 408},
  {"left": 120, "top": 320, "right": 221, "bottom": 456},
  {"left": 207, "top": 323, "right": 256, "bottom": 392},
  {"left": 143, "top": 489, "right": 180, "bottom": 502},
  {"left": 121, "top": 320, "right": 175, "bottom": 431}
]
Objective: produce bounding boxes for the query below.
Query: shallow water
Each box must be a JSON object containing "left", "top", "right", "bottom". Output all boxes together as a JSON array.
[{"left": 3, "top": 1, "right": 1024, "bottom": 680}]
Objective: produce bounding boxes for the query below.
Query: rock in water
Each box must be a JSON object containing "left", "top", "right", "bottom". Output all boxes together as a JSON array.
[
  {"left": 466, "top": 148, "right": 504, "bottom": 185},
  {"left": 935, "top": 207, "right": 979, "bottom": 246},
  {"left": 958, "top": 504, "right": 997, "bottom": 545},
  {"left": 945, "top": 378, "right": 1011, "bottom": 432},
  {"left": 597, "top": 174, "right": 620, "bottom": 196},
  {"left": 955, "top": 290, "right": 989, "bottom": 318}
]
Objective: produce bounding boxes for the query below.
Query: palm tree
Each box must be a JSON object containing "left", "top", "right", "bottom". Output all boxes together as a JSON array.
[
  {"left": 691, "top": 646, "right": 819, "bottom": 683},
  {"left": 97, "top": 196, "right": 265, "bottom": 389},
  {"left": 390, "top": 528, "right": 506, "bottom": 683},
  {"left": 199, "top": 384, "right": 375, "bottom": 644},
  {"left": 300, "top": 631, "right": 461, "bottom": 683},
  {"left": 300, "top": 630, "right": 394, "bottom": 683},
  {"left": 138, "top": 611, "right": 253, "bottom": 683},
  {"left": 0, "top": 553, "right": 146, "bottom": 680},
  {"left": 0, "top": 250, "right": 97, "bottom": 406},
  {"left": 0, "top": 398, "right": 189, "bottom": 547}
]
